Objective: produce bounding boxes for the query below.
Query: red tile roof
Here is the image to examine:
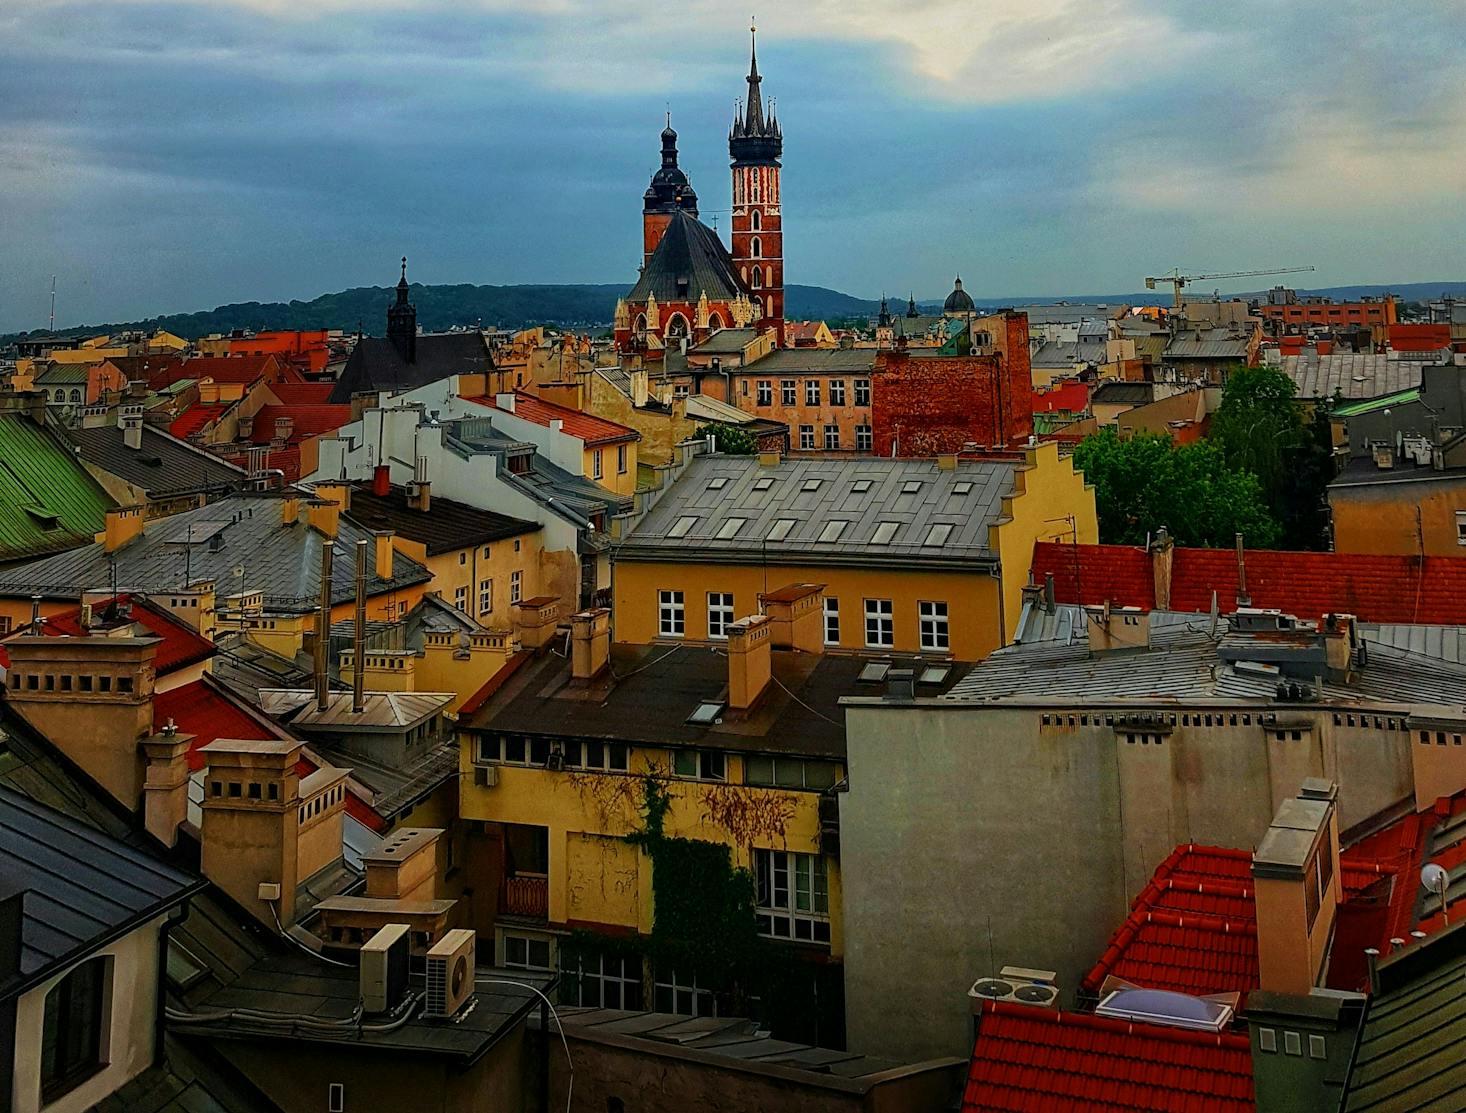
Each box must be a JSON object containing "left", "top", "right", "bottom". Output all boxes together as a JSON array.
[
  {"left": 469, "top": 390, "right": 639, "bottom": 446},
  {"left": 1033, "top": 381, "right": 1091, "bottom": 414},
  {"left": 1031, "top": 541, "right": 1466, "bottom": 625},
  {"left": 175, "top": 354, "right": 294, "bottom": 386},
  {"left": 169, "top": 403, "right": 229, "bottom": 440},
  {"left": 153, "top": 679, "right": 279, "bottom": 771},
  {"left": 31, "top": 595, "right": 215, "bottom": 675},
  {"left": 248, "top": 403, "right": 353, "bottom": 445},
  {"left": 266, "top": 382, "right": 336, "bottom": 406},
  {"left": 963, "top": 1001, "right": 1255, "bottom": 1113}
]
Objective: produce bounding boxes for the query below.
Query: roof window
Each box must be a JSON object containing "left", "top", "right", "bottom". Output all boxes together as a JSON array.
[
  {"left": 919, "top": 666, "right": 951, "bottom": 685},
  {"left": 715, "top": 518, "right": 746, "bottom": 540},
  {"left": 858, "top": 662, "right": 890, "bottom": 683},
  {"left": 802, "top": 479, "right": 823, "bottom": 492},
  {"left": 923, "top": 523, "right": 954, "bottom": 547},
  {"left": 852, "top": 480, "right": 873, "bottom": 493},
  {"left": 871, "top": 521, "right": 901, "bottom": 545},
  {"left": 767, "top": 518, "right": 797, "bottom": 541},
  {"left": 668, "top": 516, "right": 698, "bottom": 539},
  {"left": 687, "top": 701, "right": 725, "bottom": 725},
  {"left": 753, "top": 477, "right": 775, "bottom": 491},
  {"left": 817, "top": 520, "right": 849, "bottom": 543},
  {"left": 707, "top": 477, "right": 729, "bottom": 491},
  {"left": 901, "top": 480, "right": 922, "bottom": 495},
  {"left": 953, "top": 481, "right": 974, "bottom": 495}
]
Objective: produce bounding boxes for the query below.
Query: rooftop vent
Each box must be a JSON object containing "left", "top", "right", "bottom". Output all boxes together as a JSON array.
[{"left": 968, "top": 966, "right": 1059, "bottom": 1010}]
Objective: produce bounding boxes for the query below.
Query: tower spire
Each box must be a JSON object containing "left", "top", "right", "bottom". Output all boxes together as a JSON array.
[{"left": 743, "top": 21, "right": 764, "bottom": 135}]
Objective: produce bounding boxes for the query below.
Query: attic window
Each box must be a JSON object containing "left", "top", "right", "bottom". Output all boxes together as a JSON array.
[
  {"left": 668, "top": 516, "right": 698, "bottom": 539},
  {"left": 753, "top": 477, "right": 775, "bottom": 491},
  {"left": 801, "top": 479, "right": 823, "bottom": 492},
  {"left": 919, "top": 666, "right": 950, "bottom": 685},
  {"left": 901, "top": 480, "right": 922, "bottom": 495},
  {"left": 767, "top": 518, "right": 797, "bottom": 541},
  {"left": 953, "top": 481, "right": 974, "bottom": 495},
  {"left": 871, "top": 521, "right": 901, "bottom": 545},
  {"left": 858, "top": 662, "right": 890, "bottom": 683},
  {"left": 923, "top": 523, "right": 954, "bottom": 547},
  {"left": 24, "top": 506, "right": 61, "bottom": 530},
  {"left": 817, "top": 520, "right": 849, "bottom": 543},
  {"left": 687, "top": 701, "right": 724, "bottom": 725},
  {"left": 715, "top": 517, "right": 746, "bottom": 540},
  {"left": 852, "top": 480, "right": 873, "bottom": 493},
  {"left": 707, "top": 477, "right": 729, "bottom": 491}
]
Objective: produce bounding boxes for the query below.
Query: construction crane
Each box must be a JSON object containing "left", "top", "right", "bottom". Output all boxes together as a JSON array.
[{"left": 1144, "top": 266, "right": 1315, "bottom": 311}]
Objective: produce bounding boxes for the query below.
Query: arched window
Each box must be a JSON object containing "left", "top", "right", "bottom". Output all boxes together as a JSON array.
[
  {"left": 754, "top": 296, "right": 764, "bottom": 318},
  {"left": 70, "top": 388, "right": 81, "bottom": 402},
  {"left": 666, "top": 313, "right": 690, "bottom": 340},
  {"left": 750, "top": 237, "right": 761, "bottom": 259},
  {"left": 752, "top": 266, "right": 763, "bottom": 290},
  {"left": 41, "top": 956, "right": 109, "bottom": 1100},
  {"left": 750, "top": 210, "right": 761, "bottom": 232},
  {"left": 633, "top": 313, "right": 647, "bottom": 338},
  {"left": 751, "top": 172, "right": 761, "bottom": 203},
  {"left": 708, "top": 312, "right": 725, "bottom": 330}
]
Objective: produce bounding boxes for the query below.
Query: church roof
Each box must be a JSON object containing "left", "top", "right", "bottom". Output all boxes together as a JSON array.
[
  {"left": 626, "top": 210, "right": 746, "bottom": 305},
  {"left": 944, "top": 276, "right": 976, "bottom": 313},
  {"left": 328, "top": 332, "right": 494, "bottom": 403}
]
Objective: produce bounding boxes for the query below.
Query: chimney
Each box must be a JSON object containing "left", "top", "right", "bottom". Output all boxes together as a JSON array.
[
  {"left": 315, "top": 533, "right": 333, "bottom": 712},
  {"left": 102, "top": 506, "right": 147, "bottom": 553},
  {"left": 121, "top": 405, "right": 144, "bottom": 450},
  {"left": 1252, "top": 780, "right": 1342, "bottom": 995},
  {"left": 141, "top": 721, "right": 194, "bottom": 846},
  {"left": 374, "top": 530, "right": 395, "bottom": 581},
  {"left": 372, "top": 463, "right": 391, "bottom": 497},
  {"left": 280, "top": 496, "right": 301, "bottom": 526},
  {"left": 1150, "top": 526, "right": 1174, "bottom": 611},
  {"left": 237, "top": 412, "right": 254, "bottom": 439},
  {"left": 495, "top": 392, "right": 516, "bottom": 413},
  {"left": 273, "top": 415, "right": 294, "bottom": 442},
  {"left": 726, "top": 614, "right": 773, "bottom": 711},
  {"left": 757, "top": 450, "right": 781, "bottom": 467},
  {"left": 364, "top": 827, "right": 443, "bottom": 904},
  {"left": 630, "top": 368, "right": 649, "bottom": 407},
  {"left": 759, "top": 583, "right": 824, "bottom": 654},
  {"left": 512, "top": 597, "right": 560, "bottom": 650},
  {"left": 1409, "top": 716, "right": 1466, "bottom": 811},
  {"left": 4, "top": 635, "right": 159, "bottom": 811},
  {"left": 570, "top": 608, "right": 611, "bottom": 682},
  {"left": 158, "top": 579, "right": 218, "bottom": 641},
  {"left": 1235, "top": 533, "right": 1250, "bottom": 607},
  {"left": 1043, "top": 572, "right": 1057, "bottom": 615},
  {"left": 408, "top": 455, "right": 431, "bottom": 512},
  {"left": 1320, "top": 613, "right": 1358, "bottom": 682},
  {"left": 198, "top": 738, "right": 302, "bottom": 928},
  {"left": 935, "top": 453, "right": 959, "bottom": 470},
  {"left": 1085, "top": 602, "right": 1151, "bottom": 653},
  {"left": 353, "top": 540, "right": 368, "bottom": 714}
]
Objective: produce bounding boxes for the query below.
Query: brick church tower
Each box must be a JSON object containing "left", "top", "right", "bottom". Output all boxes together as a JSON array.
[{"left": 728, "top": 26, "right": 784, "bottom": 346}]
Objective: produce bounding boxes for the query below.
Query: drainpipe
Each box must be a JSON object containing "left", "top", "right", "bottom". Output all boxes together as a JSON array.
[
  {"left": 316, "top": 536, "right": 333, "bottom": 712},
  {"left": 1235, "top": 533, "right": 1250, "bottom": 607},
  {"left": 352, "top": 540, "right": 367, "bottom": 714}
]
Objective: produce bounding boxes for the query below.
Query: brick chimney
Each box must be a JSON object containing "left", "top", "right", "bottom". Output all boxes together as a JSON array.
[
  {"left": 199, "top": 738, "right": 302, "bottom": 928},
  {"left": 1084, "top": 601, "right": 1151, "bottom": 653},
  {"left": 141, "top": 723, "right": 194, "bottom": 846},
  {"left": 121, "top": 405, "right": 144, "bottom": 451},
  {"left": 570, "top": 608, "right": 611, "bottom": 682},
  {"left": 1252, "top": 779, "right": 1342, "bottom": 995},
  {"left": 374, "top": 530, "right": 395, "bottom": 580},
  {"left": 305, "top": 497, "right": 340, "bottom": 539},
  {"left": 5, "top": 634, "right": 159, "bottom": 810},
  {"left": 1409, "top": 717, "right": 1466, "bottom": 810},
  {"left": 364, "top": 827, "right": 442, "bottom": 904},
  {"left": 512, "top": 597, "right": 561, "bottom": 650},
  {"left": 157, "top": 579, "right": 217, "bottom": 641},
  {"left": 101, "top": 505, "right": 147, "bottom": 553},
  {"left": 273, "top": 415, "right": 294, "bottom": 443},
  {"left": 759, "top": 583, "right": 824, "bottom": 654},
  {"left": 726, "top": 614, "right": 773, "bottom": 711},
  {"left": 1150, "top": 526, "right": 1174, "bottom": 611}
]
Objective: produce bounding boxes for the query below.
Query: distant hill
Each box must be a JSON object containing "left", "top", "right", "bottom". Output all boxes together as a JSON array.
[{"left": 2, "top": 282, "right": 883, "bottom": 345}]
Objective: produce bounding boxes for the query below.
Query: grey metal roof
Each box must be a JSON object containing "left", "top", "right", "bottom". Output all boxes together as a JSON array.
[
  {"left": 1091, "top": 381, "right": 1156, "bottom": 405},
  {"left": 1163, "top": 334, "right": 1250, "bottom": 360},
  {"left": 619, "top": 455, "right": 1015, "bottom": 569},
  {"left": 1276, "top": 352, "right": 1427, "bottom": 400},
  {"left": 1031, "top": 340, "right": 1106, "bottom": 367},
  {"left": 1010, "top": 303, "right": 1127, "bottom": 325},
  {"left": 259, "top": 689, "right": 453, "bottom": 730},
  {"left": 0, "top": 494, "right": 431, "bottom": 614},
  {"left": 626, "top": 210, "right": 745, "bottom": 304},
  {"left": 944, "top": 611, "right": 1466, "bottom": 707},
  {"left": 313, "top": 736, "right": 459, "bottom": 819},
  {"left": 0, "top": 785, "right": 201, "bottom": 998},
  {"left": 745, "top": 348, "right": 879, "bottom": 374},
  {"left": 690, "top": 327, "right": 759, "bottom": 356},
  {"left": 71, "top": 422, "right": 249, "bottom": 499}
]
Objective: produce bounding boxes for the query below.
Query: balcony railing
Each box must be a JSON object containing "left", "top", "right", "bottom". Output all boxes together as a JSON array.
[{"left": 501, "top": 872, "right": 549, "bottom": 919}]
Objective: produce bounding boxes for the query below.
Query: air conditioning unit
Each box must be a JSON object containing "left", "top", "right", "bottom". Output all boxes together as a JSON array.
[
  {"left": 474, "top": 765, "right": 499, "bottom": 788},
  {"left": 360, "top": 923, "right": 410, "bottom": 1014},
  {"left": 968, "top": 965, "right": 1060, "bottom": 1010},
  {"left": 424, "top": 929, "right": 476, "bottom": 1019}
]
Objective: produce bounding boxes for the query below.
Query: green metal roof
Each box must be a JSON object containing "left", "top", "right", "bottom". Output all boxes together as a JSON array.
[
  {"left": 34, "top": 364, "right": 91, "bottom": 385},
  {"left": 1332, "top": 388, "right": 1421, "bottom": 418},
  {"left": 0, "top": 413, "right": 115, "bottom": 563}
]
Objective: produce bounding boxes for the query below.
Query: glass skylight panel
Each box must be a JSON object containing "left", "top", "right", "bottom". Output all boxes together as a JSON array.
[
  {"left": 668, "top": 516, "right": 698, "bottom": 539},
  {"left": 817, "top": 520, "right": 849, "bottom": 543},
  {"left": 715, "top": 517, "right": 746, "bottom": 540},
  {"left": 953, "top": 481, "right": 974, "bottom": 495},
  {"left": 858, "top": 662, "right": 890, "bottom": 683},
  {"left": 753, "top": 477, "right": 775, "bottom": 491},
  {"left": 852, "top": 480, "right": 873, "bottom": 493},
  {"left": 919, "top": 666, "right": 951, "bottom": 685},
  {"left": 923, "top": 523, "right": 954, "bottom": 547},
  {"left": 707, "top": 477, "right": 729, "bottom": 490},
  {"left": 686, "top": 701, "right": 725, "bottom": 725},
  {"left": 802, "top": 479, "right": 823, "bottom": 492},
  {"left": 901, "top": 480, "right": 922, "bottom": 495},
  {"left": 871, "top": 521, "right": 901, "bottom": 544},
  {"left": 767, "top": 518, "right": 797, "bottom": 541}
]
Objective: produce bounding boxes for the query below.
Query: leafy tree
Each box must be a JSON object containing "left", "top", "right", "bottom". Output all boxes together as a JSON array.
[
  {"left": 1210, "top": 366, "right": 1332, "bottom": 549},
  {"left": 694, "top": 422, "right": 757, "bottom": 455},
  {"left": 1072, "top": 429, "right": 1280, "bottom": 549}
]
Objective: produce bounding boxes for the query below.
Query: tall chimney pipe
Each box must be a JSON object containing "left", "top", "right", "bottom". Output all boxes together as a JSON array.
[
  {"left": 352, "top": 540, "right": 367, "bottom": 714},
  {"left": 315, "top": 536, "right": 333, "bottom": 712},
  {"left": 1235, "top": 532, "right": 1250, "bottom": 607},
  {"left": 29, "top": 595, "right": 41, "bottom": 634}
]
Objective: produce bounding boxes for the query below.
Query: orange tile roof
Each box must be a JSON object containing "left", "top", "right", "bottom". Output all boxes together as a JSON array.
[
  {"left": 36, "top": 595, "right": 214, "bottom": 675},
  {"left": 169, "top": 403, "right": 228, "bottom": 439},
  {"left": 469, "top": 389, "right": 639, "bottom": 446}
]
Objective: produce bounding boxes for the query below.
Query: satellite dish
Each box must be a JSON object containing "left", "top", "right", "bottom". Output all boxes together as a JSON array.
[{"left": 1422, "top": 862, "right": 1449, "bottom": 893}]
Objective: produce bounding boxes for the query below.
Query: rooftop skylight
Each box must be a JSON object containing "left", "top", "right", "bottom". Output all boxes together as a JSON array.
[{"left": 668, "top": 516, "right": 698, "bottom": 539}]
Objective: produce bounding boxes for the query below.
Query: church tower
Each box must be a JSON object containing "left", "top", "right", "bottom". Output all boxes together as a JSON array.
[
  {"left": 386, "top": 256, "right": 416, "bottom": 363},
  {"left": 643, "top": 119, "right": 699, "bottom": 268},
  {"left": 729, "top": 25, "right": 784, "bottom": 346}
]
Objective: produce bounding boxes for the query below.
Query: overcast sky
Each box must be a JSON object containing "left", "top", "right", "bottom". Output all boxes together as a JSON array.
[{"left": 2, "top": 1, "right": 1463, "bottom": 332}]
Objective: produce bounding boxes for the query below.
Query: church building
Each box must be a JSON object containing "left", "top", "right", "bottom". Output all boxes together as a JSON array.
[{"left": 614, "top": 29, "right": 785, "bottom": 355}]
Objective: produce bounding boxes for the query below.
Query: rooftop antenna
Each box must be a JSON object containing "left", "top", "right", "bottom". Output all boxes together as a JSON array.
[{"left": 49, "top": 275, "right": 56, "bottom": 333}]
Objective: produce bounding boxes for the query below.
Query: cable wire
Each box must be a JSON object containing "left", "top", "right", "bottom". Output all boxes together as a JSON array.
[{"left": 476, "top": 977, "right": 574, "bottom": 1113}]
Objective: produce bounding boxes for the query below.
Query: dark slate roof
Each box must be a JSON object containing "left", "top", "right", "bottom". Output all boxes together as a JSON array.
[
  {"left": 345, "top": 484, "right": 540, "bottom": 556},
  {"left": 0, "top": 494, "right": 431, "bottom": 614},
  {"left": 745, "top": 348, "right": 879, "bottom": 373},
  {"left": 470, "top": 643, "right": 970, "bottom": 758},
  {"left": 1344, "top": 922, "right": 1466, "bottom": 1112},
  {"left": 71, "top": 423, "right": 249, "bottom": 499},
  {"left": 328, "top": 332, "right": 494, "bottom": 404},
  {"left": 690, "top": 328, "right": 759, "bottom": 356},
  {"left": 92, "top": 1038, "right": 281, "bottom": 1113},
  {"left": 0, "top": 785, "right": 202, "bottom": 999},
  {"left": 626, "top": 210, "right": 746, "bottom": 304},
  {"left": 1091, "top": 381, "right": 1157, "bottom": 405},
  {"left": 0, "top": 411, "right": 116, "bottom": 563}
]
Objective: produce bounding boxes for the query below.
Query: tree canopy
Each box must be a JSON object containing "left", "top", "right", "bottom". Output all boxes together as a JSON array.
[
  {"left": 694, "top": 422, "right": 757, "bottom": 455},
  {"left": 1071, "top": 428, "right": 1281, "bottom": 549}
]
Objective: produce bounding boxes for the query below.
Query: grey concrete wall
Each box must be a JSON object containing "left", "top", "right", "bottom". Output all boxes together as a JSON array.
[{"left": 839, "top": 701, "right": 1416, "bottom": 1061}]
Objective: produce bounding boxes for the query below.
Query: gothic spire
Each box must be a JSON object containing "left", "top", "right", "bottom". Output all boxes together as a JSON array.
[{"left": 396, "top": 256, "right": 409, "bottom": 304}]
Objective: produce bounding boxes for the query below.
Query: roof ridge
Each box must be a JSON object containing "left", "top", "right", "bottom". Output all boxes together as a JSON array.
[{"left": 982, "top": 1000, "right": 1252, "bottom": 1050}]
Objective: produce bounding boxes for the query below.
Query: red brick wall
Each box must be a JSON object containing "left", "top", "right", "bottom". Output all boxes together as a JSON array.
[{"left": 870, "top": 317, "right": 1034, "bottom": 456}]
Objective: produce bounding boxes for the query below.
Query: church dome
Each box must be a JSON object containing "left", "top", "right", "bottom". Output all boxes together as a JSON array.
[{"left": 943, "top": 276, "right": 975, "bottom": 313}]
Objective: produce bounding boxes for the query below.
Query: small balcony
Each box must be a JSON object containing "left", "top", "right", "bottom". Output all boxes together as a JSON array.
[{"left": 501, "top": 871, "right": 549, "bottom": 919}]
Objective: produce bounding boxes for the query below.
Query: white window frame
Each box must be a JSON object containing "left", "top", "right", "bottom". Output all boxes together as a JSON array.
[
  {"left": 659, "top": 590, "right": 685, "bottom": 638},
  {"left": 569, "top": 951, "right": 643, "bottom": 1010},
  {"left": 655, "top": 967, "right": 717, "bottom": 1017},
  {"left": 781, "top": 380, "right": 797, "bottom": 406},
  {"left": 1456, "top": 510, "right": 1466, "bottom": 546},
  {"left": 454, "top": 585, "right": 469, "bottom": 612},
  {"left": 757, "top": 380, "right": 772, "bottom": 405},
  {"left": 510, "top": 569, "right": 522, "bottom": 603},
  {"left": 617, "top": 444, "right": 627, "bottom": 474},
  {"left": 919, "top": 600, "right": 950, "bottom": 652},
  {"left": 829, "top": 379, "right": 846, "bottom": 406},
  {"left": 592, "top": 448, "right": 603, "bottom": 480},
  {"left": 479, "top": 578, "right": 493, "bottom": 616},
  {"left": 799, "top": 425, "right": 816, "bottom": 450},
  {"left": 865, "top": 598, "right": 894, "bottom": 648},
  {"left": 707, "top": 592, "right": 734, "bottom": 640},
  {"left": 823, "top": 424, "right": 840, "bottom": 450},
  {"left": 805, "top": 380, "right": 821, "bottom": 406},
  {"left": 854, "top": 378, "right": 871, "bottom": 406},
  {"left": 755, "top": 849, "right": 831, "bottom": 944},
  {"left": 823, "top": 597, "right": 839, "bottom": 645},
  {"left": 501, "top": 931, "right": 555, "bottom": 971},
  {"left": 672, "top": 748, "right": 726, "bottom": 782},
  {"left": 855, "top": 424, "right": 873, "bottom": 451}
]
